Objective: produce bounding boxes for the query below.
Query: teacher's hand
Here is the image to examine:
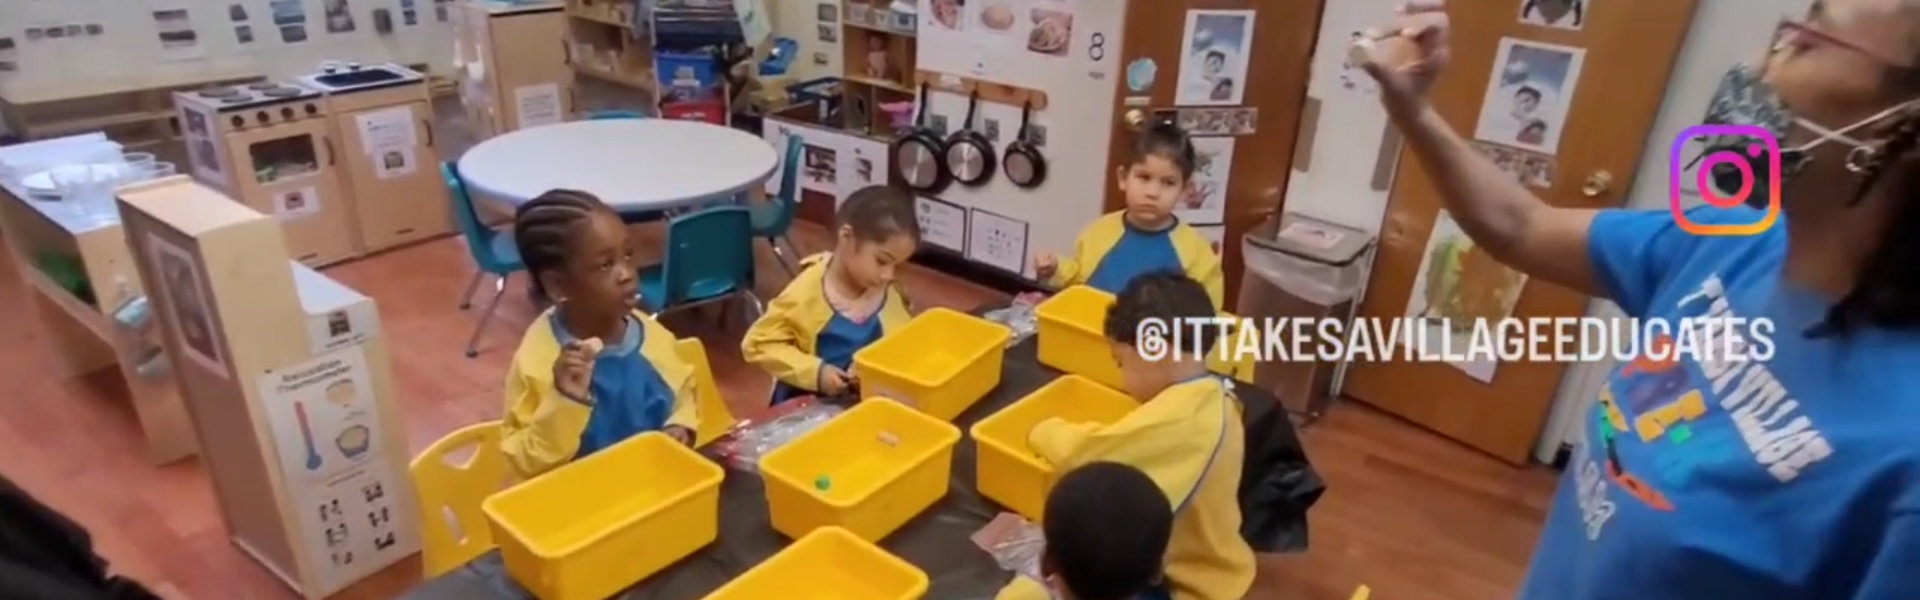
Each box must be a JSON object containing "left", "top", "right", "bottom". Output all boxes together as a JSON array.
[{"left": 1355, "top": 1, "right": 1451, "bottom": 113}]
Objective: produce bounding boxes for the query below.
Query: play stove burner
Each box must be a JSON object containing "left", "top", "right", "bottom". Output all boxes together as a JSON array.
[
  {"left": 259, "top": 87, "right": 305, "bottom": 98},
  {"left": 198, "top": 87, "right": 242, "bottom": 98},
  {"left": 247, "top": 82, "right": 284, "bottom": 90}
]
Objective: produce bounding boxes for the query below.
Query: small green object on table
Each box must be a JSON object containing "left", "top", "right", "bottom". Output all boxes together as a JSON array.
[{"left": 815, "top": 475, "right": 831, "bottom": 491}]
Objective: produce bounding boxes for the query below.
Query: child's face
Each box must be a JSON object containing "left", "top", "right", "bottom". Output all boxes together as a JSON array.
[
  {"left": 1205, "top": 54, "right": 1224, "bottom": 75},
  {"left": 835, "top": 228, "right": 918, "bottom": 291},
  {"left": 1117, "top": 155, "right": 1187, "bottom": 226},
  {"left": 543, "top": 210, "right": 638, "bottom": 321},
  {"left": 1513, "top": 92, "right": 1538, "bottom": 115}
]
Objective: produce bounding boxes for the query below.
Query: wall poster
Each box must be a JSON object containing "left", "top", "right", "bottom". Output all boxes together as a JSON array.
[
  {"left": 1175, "top": 10, "right": 1255, "bottom": 106},
  {"left": 1471, "top": 37, "right": 1586, "bottom": 156},
  {"left": 1177, "top": 136, "right": 1235, "bottom": 225},
  {"left": 1519, "top": 0, "right": 1587, "bottom": 31},
  {"left": 146, "top": 233, "right": 229, "bottom": 379},
  {"left": 1404, "top": 210, "right": 1530, "bottom": 383}
]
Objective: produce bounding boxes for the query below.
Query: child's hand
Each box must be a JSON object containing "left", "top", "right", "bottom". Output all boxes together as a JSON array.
[
  {"left": 663, "top": 425, "right": 695, "bottom": 446},
  {"left": 554, "top": 340, "right": 597, "bottom": 402},
  {"left": 1033, "top": 253, "right": 1058, "bottom": 280},
  {"left": 818, "top": 365, "right": 854, "bottom": 396}
]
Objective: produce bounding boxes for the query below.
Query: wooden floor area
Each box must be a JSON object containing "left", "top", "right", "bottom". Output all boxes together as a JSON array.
[{"left": 0, "top": 219, "right": 1560, "bottom": 600}]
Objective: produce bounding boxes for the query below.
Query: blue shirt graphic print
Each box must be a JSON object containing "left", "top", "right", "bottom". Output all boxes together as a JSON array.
[{"left": 1518, "top": 206, "right": 1920, "bottom": 600}]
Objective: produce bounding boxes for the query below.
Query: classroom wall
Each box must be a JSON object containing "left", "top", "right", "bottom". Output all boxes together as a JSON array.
[
  {"left": 1286, "top": 0, "right": 1807, "bottom": 462},
  {"left": 0, "top": 0, "right": 455, "bottom": 105},
  {"left": 769, "top": 0, "right": 842, "bottom": 83}
]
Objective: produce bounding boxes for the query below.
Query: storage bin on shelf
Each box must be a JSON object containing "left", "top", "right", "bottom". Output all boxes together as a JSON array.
[
  {"left": 698, "top": 526, "right": 929, "bottom": 600},
  {"left": 760, "top": 399, "right": 960, "bottom": 542},
  {"left": 1035, "top": 285, "right": 1254, "bottom": 389},
  {"left": 482, "top": 433, "right": 723, "bottom": 600},
  {"left": 853, "top": 308, "right": 1010, "bottom": 422},
  {"left": 970, "top": 375, "right": 1139, "bottom": 520}
]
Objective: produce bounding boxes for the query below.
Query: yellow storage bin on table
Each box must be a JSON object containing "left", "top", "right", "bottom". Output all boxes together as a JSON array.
[
  {"left": 482, "top": 432, "right": 723, "bottom": 600},
  {"left": 699, "top": 526, "right": 929, "bottom": 600},
  {"left": 854, "top": 307, "right": 1011, "bottom": 422},
  {"left": 761, "top": 398, "right": 961, "bottom": 542},
  {"left": 1035, "top": 285, "right": 1254, "bottom": 387},
  {"left": 970, "top": 375, "right": 1138, "bottom": 520}
]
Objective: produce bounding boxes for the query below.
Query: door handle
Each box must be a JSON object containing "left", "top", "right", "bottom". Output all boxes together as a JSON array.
[
  {"left": 1582, "top": 170, "right": 1613, "bottom": 197},
  {"left": 323, "top": 137, "right": 336, "bottom": 166},
  {"left": 1123, "top": 109, "right": 1146, "bottom": 131},
  {"left": 422, "top": 120, "right": 435, "bottom": 147}
]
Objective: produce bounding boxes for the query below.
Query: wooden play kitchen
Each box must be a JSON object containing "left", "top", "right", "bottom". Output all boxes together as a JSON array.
[
  {"left": 452, "top": 0, "right": 576, "bottom": 142},
  {"left": 117, "top": 176, "right": 419, "bottom": 599},
  {"left": 297, "top": 63, "right": 453, "bottom": 254},
  {"left": 760, "top": 0, "right": 1320, "bottom": 297}
]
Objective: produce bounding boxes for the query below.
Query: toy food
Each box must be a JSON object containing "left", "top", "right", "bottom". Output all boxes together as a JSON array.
[
  {"left": 980, "top": 4, "right": 1014, "bottom": 30},
  {"left": 578, "top": 337, "right": 605, "bottom": 354}
]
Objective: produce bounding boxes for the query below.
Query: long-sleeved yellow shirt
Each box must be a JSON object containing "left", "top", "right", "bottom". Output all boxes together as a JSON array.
[
  {"left": 500, "top": 309, "right": 697, "bottom": 479},
  {"left": 741, "top": 254, "right": 912, "bottom": 399},
  {"left": 999, "top": 377, "right": 1255, "bottom": 600},
  {"left": 1047, "top": 211, "right": 1225, "bottom": 309}
]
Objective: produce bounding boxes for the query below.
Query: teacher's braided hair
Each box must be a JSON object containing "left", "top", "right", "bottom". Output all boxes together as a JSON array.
[
  {"left": 513, "top": 188, "right": 612, "bottom": 298},
  {"left": 1809, "top": 39, "right": 1920, "bottom": 338}
]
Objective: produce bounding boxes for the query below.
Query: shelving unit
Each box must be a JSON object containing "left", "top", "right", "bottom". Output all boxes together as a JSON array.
[
  {"left": 838, "top": 0, "right": 916, "bottom": 136},
  {"left": 0, "top": 71, "right": 264, "bottom": 167},
  {"left": 564, "top": 0, "right": 658, "bottom": 111}
]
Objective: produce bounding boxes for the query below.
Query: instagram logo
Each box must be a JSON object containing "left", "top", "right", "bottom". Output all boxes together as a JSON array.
[{"left": 1668, "top": 125, "right": 1781, "bottom": 235}]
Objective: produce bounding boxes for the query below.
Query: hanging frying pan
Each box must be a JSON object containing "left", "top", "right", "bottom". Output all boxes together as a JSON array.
[
  {"left": 944, "top": 91, "right": 996, "bottom": 187},
  {"left": 892, "top": 82, "right": 951, "bottom": 193},
  {"left": 1003, "top": 100, "right": 1047, "bottom": 189}
]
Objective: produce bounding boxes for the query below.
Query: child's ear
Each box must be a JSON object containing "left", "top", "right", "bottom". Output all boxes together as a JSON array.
[
  {"left": 1113, "top": 165, "right": 1130, "bottom": 186},
  {"left": 538, "top": 271, "right": 567, "bottom": 301},
  {"left": 836, "top": 224, "right": 857, "bottom": 247}
]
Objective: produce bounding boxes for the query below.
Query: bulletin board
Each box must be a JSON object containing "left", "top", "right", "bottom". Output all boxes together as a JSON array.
[
  {"left": 910, "top": 0, "right": 1128, "bottom": 279},
  {"left": 0, "top": 0, "right": 455, "bottom": 100}
]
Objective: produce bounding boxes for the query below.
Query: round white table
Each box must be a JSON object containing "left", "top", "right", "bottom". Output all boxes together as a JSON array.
[{"left": 456, "top": 119, "right": 778, "bottom": 210}]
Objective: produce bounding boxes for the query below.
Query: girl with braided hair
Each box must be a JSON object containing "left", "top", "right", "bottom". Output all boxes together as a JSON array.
[
  {"left": 497, "top": 189, "right": 698, "bottom": 479},
  {"left": 1357, "top": 0, "right": 1920, "bottom": 598}
]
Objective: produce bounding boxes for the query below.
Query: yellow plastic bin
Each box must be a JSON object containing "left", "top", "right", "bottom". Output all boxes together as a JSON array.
[
  {"left": 970, "top": 375, "right": 1138, "bottom": 520},
  {"left": 482, "top": 432, "right": 724, "bottom": 600},
  {"left": 699, "top": 527, "right": 930, "bottom": 600},
  {"left": 1036, "top": 285, "right": 1255, "bottom": 388},
  {"left": 761, "top": 399, "right": 961, "bottom": 542},
  {"left": 854, "top": 307, "right": 1010, "bottom": 422}
]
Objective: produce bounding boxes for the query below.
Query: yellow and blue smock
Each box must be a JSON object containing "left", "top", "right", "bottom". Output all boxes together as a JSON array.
[
  {"left": 995, "top": 376, "right": 1255, "bottom": 600},
  {"left": 742, "top": 254, "right": 912, "bottom": 404},
  {"left": 500, "top": 308, "right": 697, "bottom": 479},
  {"left": 1048, "top": 211, "right": 1226, "bottom": 310}
]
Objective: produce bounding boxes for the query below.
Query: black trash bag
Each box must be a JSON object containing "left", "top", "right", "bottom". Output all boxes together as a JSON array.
[
  {"left": 0, "top": 475, "right": 161, "bottom": 600},
  {"left": 1233, "top": 385, "right": 1326, "bottom": 553}
]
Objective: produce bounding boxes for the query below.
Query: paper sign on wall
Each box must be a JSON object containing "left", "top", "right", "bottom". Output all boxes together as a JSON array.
[
  {"left": 145, "top": 233, "right": 229, "bottom": 379},
  {"left": 258, "top": 346, "right": 414, "bottom": 591},
  {"left": 1175, "top": 10, "right": 1256, "bottom": 106},
  {"left": 513, "top": 83, "right": 563, "bottom": 130},
  {"left": 966, "top": 208, "right": 1029, "bottom": 276},
  {"left": 1404, "top": 210, "right": 1530, "bottom": 383},
  {"left": 355, "top": 106, "right": 418, "bottom": 179},
  {"left": 916, "top": 196, "right": 968, "bottom": 253},
  {"left": 1177, "top": 137, "right": 1235, "bottom": 225},
  {"left": 275, "top": 186, "right": 322, "bottom": 221},
  {"left": 836, "top": 136, "right": 891, "bottom": 203},
  {"left": 1471, "top": 37, "right": 1586, "bottom": 156}
]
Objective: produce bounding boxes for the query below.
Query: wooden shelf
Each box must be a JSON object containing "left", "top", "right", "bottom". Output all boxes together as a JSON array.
[
  {"left": 574, "top": 64, "right": 655, "bottom": 92},
  {"left": 845, "top": 74, "right": 912, "bottom": 94},
  {"left": 845, "top": 21, "right": 913, "bottom": 37},
  {"left": 568, "top": 9, "right": 630, "bottom": 28},
  {"left": 914, "top": 70, "right": 1049, "bottom": 110}
]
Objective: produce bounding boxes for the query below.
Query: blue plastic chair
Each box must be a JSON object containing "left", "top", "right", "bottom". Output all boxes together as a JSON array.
[
  {"left": 750, "top": 136, "right": 804, "bottom": 275},
  {"left": 637, "top": 206, "right": 763, "bottom": 321},
  {"left": 444, "top": 162, "right": 527, "bottom": 358},
  {"left": 587, "top": 110, "right": 649, "bottom": 120}
]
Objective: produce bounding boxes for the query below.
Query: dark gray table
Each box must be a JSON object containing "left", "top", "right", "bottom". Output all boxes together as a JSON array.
[{"left": 402, "top": 339, "right": 1292, "bottom": 600}]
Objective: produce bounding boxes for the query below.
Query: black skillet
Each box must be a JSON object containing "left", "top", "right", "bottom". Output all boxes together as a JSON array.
[
  {"left": 891, "top": 83, "right": 951, "bottom": 194},
  {"left": 1002, "top": 100, "right": 1047, "bottom": 189},
  {"left": 944, "top": 91, "right": 996, "bottom": 187}
]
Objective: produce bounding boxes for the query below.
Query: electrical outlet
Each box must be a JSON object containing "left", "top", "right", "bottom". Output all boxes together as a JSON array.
[
  {"left": 930, "top": 114, "right": 949, "bottom": 136},
  {"left": 1030, "top": 124, "right": 1049, "bottom": 148},
  {"left": 984, "top": 119, "right": 1000, "bottom": 142}
]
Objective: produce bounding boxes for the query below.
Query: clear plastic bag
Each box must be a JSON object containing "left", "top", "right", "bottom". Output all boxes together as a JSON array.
[
  {"left": 711, "top": 398, "right": 845, "bottom": 473},
  {"left": 971, "top": 512, "right": 1046, "bottom": 581},
  {"left": 983, "top": 292, "right": 1049, "bottom": 347}
]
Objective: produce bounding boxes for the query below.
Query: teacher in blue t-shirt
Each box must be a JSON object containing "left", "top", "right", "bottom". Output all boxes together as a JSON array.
[{"left": 1355, "top": 1, "right": 1920, "bottom": 598}]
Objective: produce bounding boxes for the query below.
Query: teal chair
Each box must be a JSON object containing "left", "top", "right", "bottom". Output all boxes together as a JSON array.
[
  {"left": 588, "top": 109, "right": 649, "bottom": 120},
  {"left": 444, "top": 162, "right": 526, "bottom": 358},
  {"left": 638, "top": 206, "right": 763, "bottom": 321},
  {"left": 751, "top": 136, "right": 804, "bottom": 275}
]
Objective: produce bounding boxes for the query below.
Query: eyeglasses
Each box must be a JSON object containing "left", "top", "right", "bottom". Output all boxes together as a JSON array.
[{"left": 1772, "top": 16, "right": 1917, "bottom": 70}]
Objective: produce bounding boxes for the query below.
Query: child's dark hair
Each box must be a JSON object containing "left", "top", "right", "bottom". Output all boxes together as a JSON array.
[
  {"left": 1105, "top": 270, "right": 1219, "bottom": 354},
  {"left": 513, "top": 188, "right": 611, "bottom": 296},
  {"left": 837, "top": 185, "right": 921, "bottom": 244},
  {"left": 1043, "top": 462, "right": 1173, "bottom": 600},
  {"left": 1128, "top": 123, "right": 1197, "bottom": 180}
]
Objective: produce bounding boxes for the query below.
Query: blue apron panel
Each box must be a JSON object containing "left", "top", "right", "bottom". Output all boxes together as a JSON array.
[
  {"left": 770, "top": 301, "right": 886, "bottom": 405},
  {"left": 1086, "top": 221, "right": 1184, "bottom": 295},
  {"left": 549, "top": 313, "right": 676, "bottom": 460}
]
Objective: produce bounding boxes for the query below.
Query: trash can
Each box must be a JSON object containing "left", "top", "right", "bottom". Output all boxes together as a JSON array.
[{"left": 1235, "top": 213, "right": 1375, "bottom": 424}]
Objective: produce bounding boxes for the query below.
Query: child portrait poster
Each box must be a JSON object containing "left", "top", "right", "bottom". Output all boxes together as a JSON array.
[
  {"left": 1403, "top": 210, "right": 1530, "bottom": 384},
  {"left": 146, "top": 233, "right": 229, "bottom": 379},
  {"left": 1175, "top": 10, "right": 1255, "bottom": 106},
  {"left": 1177, "top": 136, "right": 1235, "bottom": 225},
  {"left": 1518, "top": 0, "right": 1588, "bottom": 31},
  {"left": 1471, "top": 37, "right": 1585, "bottom": 156}
]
